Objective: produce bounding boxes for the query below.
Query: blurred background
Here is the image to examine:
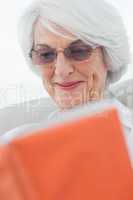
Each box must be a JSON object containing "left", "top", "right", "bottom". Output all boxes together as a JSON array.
[{"left": 0, "top": 0, "right": 133, "bottom": 108}]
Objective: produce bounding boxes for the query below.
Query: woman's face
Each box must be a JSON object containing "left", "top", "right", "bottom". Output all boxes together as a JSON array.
[{"left": 33, "top": 19, "right": 107, "bottom": 110}]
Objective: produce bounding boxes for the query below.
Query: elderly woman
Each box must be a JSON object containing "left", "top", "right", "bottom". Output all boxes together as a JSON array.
[
  {"left": 19, "top": 0, "right": 130, "bottom": 111},
  {"left": 1, "top": 0, "right": 133, "bottom": 159}
]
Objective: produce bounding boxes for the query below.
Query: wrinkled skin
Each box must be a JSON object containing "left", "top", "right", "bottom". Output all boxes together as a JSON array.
[{"left": 33, "top": 18, "right": 107, "bottom": 111}]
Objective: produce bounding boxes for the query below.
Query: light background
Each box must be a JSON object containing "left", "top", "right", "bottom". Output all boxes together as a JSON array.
[{"left": 0, "top": 0, "right": 132, "bottom": 107}]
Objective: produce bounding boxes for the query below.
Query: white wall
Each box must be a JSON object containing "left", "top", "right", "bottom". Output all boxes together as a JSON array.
[
  {"left": 0, "top": 0, "right": 132, "bottom": 106},
  {"left": 107, "top": 0, "right": 133, "bottom": 80},
  {"left": 0, "top": 0, "right": 49, "bottom": 104}
]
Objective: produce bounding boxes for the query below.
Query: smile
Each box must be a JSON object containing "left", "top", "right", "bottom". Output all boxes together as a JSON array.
[{"left": 56, "top": 81, "right": 84, "bottom": 91}]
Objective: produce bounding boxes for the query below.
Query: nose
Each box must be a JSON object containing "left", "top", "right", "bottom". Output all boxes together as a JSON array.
[{"left": 54, "top": 51, "right": 74, "bottom": 78}]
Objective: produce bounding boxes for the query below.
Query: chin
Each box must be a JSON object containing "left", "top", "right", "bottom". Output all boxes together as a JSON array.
[
  {"left": 52, "top": 84, "right": 94, "bottom": 110},
  {"left": 54, "top": 95, "right": 88, "bottom": 111}
]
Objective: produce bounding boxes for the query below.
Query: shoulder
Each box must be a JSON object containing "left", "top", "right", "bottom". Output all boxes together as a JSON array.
[
  {"left": 0, "top": 107, "right": 60, "bottom": 145},
  {"left": 0, "top": 123, "right": 40, "bottom": 144},
  {"left": 109, "top": 78, "right": 133, "bottom": 111},
  {"left": 108, "top": 79, "right": 133, "bottom": 164}
]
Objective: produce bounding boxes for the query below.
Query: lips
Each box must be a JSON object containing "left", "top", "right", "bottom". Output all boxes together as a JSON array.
[{"left": 56, "top": 81, "right": 84, "bottom": 90}]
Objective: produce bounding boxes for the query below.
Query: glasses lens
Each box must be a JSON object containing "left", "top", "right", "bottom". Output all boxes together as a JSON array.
[
  {"left": 68, "top": 46, "right": 93, "bottom": 61},
  {"left": 31, "top": 49, "right": 56, "bottom": 65}
]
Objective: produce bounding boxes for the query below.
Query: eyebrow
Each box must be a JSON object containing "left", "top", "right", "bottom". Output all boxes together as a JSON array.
[{"left": 35, "top": 39, "right": 84, "bottom": 49}]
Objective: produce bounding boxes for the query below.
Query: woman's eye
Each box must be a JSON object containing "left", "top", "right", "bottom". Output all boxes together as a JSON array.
[
  {"left": 71, "top": 48, "right": 88, "bottom": 55},
  {"left": 40, "top": 52, "right": 55, "bottom": 59},
  {"left": 72, "top": 48, "right": 85, "bottom": 53}
]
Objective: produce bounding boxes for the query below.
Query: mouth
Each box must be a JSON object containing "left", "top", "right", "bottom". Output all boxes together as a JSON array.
[{"left": 55, "top": 81, "right": 84, "bottom": 91}]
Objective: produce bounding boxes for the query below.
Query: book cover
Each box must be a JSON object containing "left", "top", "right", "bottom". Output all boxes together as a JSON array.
[{"left": 0, "top": 108, "right": 133, "bottom": 199}]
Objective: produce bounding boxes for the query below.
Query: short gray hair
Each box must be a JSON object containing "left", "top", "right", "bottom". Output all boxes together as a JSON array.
[{"left": 18, "top": 0, "right": 131, "bottom": 84}]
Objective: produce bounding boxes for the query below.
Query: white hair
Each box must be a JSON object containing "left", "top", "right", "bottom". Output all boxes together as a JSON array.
[{"left": 18, "top": 0, "right": 131, "bottom": 84}]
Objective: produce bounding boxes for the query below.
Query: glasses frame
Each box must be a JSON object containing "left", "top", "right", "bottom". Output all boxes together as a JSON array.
[{"left": 29, "top": 43, "right": 99, "bottom": 67}]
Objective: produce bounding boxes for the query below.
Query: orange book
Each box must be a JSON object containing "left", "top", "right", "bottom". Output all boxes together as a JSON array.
[{"left": 0, "top": 108, "right": 133, "bottom": 200}]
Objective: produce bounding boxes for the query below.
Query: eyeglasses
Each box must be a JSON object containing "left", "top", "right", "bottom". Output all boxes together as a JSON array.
[{"left": 29, "top": 43, "right": 97, "bottom": 67}]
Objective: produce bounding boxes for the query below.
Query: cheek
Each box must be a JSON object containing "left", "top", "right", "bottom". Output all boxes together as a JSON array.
[
  {"left": 75, "top": 62, "right": 94, "bottom": 86},
  {"left": 43, "top": 69, "right": 53, "bottom": 80},
  {"left": 93, "top": 64, "right": 107, "bottom": 87},
  {"left": 90, "top": 66, "right": 107, "bottom": 91},
  {"left": 76, "top": 60, "right": 107, "bottom": 89},
  {"left": 41, "top": 68, "right": 54, "bottom": 81},
  {"left": 40, "top": 68, "right": 55, "bottom": 95}
]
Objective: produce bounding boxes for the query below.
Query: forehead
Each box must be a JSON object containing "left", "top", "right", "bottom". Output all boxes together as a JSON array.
[{"left": 33, "top": 19, "right": 78, "bottom": 48}]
